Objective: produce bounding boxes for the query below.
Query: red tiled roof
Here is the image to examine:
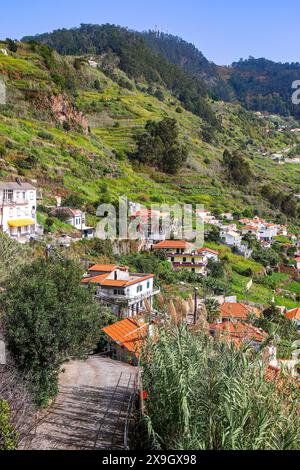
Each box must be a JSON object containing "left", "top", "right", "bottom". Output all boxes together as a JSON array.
[
  {"left": 103, "top": 318, "right": 148, "bottom": 357},
  {"left": 285, "top": 308, "right": 300, "bottom": 321}
]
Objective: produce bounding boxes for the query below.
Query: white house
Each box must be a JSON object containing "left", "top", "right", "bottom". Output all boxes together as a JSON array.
[
  {"left": 241, "top": 225, "right": 260, "bottom": 239},
  {"left": 221, "top": 230, "right": 242, "bottom": 248},
  {"left": 51, "top": 207, "right": 94, "bottom": 238},
  {"left": 259, "top": 224, "right": 278, "bottom": 243},
  {"left": 0, "top": 180, "right": 37, "bottom": 242},
  {"left": 197, "top": 248, "right": 219, "bottom": 262},
  {"left": 82, "top": 264, "right": 160, "bottom": 318}
]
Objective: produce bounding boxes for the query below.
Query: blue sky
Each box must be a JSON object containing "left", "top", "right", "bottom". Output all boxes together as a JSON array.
[{"left": 0, "top": 0, "right": 299, "bottom": 65}]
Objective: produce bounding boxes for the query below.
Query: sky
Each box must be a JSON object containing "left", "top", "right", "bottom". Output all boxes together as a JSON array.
[{"left": 0, "top": 0, "right": 299, "bottom": 65}]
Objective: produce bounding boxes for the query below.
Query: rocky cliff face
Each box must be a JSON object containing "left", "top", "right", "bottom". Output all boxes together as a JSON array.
[{"left": 50, "top": 94, "right": 89, "bottom": 135}]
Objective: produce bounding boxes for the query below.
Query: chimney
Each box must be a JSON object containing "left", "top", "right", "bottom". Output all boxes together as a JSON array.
[{"left": 16, "top": 177, "right": 22, "bottom": 186}]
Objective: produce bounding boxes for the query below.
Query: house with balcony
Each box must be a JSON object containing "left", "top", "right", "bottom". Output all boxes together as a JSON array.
[
  {"left": 0, "top": 180, "right": 37, "bottom": 242},
  {"left": 153, "top": 239, "right": 192, "bottom": 254},
  {"left": 259, "top": 223, "right": 278, "bottom": 243},
  {"left": 82, "top": 264, "right": 160, "bottom": 318},
  {"left": 167, "top": 252, "right": 207, "bottom": 276}
]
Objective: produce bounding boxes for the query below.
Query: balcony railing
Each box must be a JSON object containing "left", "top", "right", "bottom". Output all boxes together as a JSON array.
[{"left": 96, "top": 287, "right": 160, "bottom": 304}]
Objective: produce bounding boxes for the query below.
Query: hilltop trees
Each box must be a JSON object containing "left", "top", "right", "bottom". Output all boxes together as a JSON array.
[
  {"left": 22, "top": 24, "right": 219, "bottom": 126},
  {"left": 132, "top": 118, "right": 188, "bottom": 174},
  {"left": 2, "top": 258, "right": 101, "bottom": 406}
]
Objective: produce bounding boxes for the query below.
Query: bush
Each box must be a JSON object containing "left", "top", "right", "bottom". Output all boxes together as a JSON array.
[
  {"left": 2, "top": 258, "right": 101, "bottom": 406},
  {"left": 0, "top": 399, "right": 17, "bottom": 450}
]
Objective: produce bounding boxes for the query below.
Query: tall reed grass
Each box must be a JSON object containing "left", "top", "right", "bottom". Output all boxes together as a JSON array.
[{"left": 141, "top": 325, "right": 300, "bottom": 450}]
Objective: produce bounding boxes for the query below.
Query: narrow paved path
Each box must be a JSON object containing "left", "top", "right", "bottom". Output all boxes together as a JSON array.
[{"left": 21, "top": 356, "right": 137, "bottom": 450}]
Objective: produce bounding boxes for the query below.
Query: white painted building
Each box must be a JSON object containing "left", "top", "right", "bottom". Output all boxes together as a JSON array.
[
  {"left": 51, "top": 207, "right": 94, "bottom": 238},
  {"left": 82, "top": 264, "right": 160, "bottom": 318},
  {"left": 197, "top": 248, "right": 219, "bottom": 262},
  {"left": 221, "top": 230, "right": 242, "bottom": 248},
  {"left": 259, "top": 224, "right": 278, "bottom": 242},
  {"left": 0, "top": 181, "right": 37, "bottom": 242}
]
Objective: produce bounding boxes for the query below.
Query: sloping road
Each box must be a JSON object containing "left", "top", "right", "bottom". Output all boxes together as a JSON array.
[{"left": 20, "top": 356, "right": 137, "bottom": 450}]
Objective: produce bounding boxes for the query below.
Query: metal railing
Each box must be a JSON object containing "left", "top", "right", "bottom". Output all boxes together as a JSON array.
[{"left": 96, "top": 288, "right": 160, "bottom": 304}]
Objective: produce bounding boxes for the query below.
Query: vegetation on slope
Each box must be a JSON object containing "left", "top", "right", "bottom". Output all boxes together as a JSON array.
[
  {"left": 0, "top": 37, "right": 299, "bottom": 221},
  {"left": 141, "top": 325, "right": 300, "bottom": 450}
]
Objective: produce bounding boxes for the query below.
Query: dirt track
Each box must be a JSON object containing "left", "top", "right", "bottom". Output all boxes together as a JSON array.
[{"left": 21, "top": 356, "right": 137, "bottom": 450}]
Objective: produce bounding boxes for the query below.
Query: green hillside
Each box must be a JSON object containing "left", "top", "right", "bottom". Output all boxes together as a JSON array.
[{"left": 0, "top": 39, "right": 299, "bottom": 223}]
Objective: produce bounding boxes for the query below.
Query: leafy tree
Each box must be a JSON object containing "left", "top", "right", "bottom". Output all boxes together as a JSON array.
[
  {"left": 205, "top": 226, "right": 221, "bottom": 243},
  {"left": 206, "top": 259, "right": 225, "bottom": 279},
  {"left": 62, "top": 193, "right": 84, "bottom": 209},
  {"left": 6, "top": 38, "right": 18, "bottom": 53},
  {"left": 223, "top": 149, "right": 253, "bottom": 185},
  {"left": 132, "top": 118, "right": 188, "bottom": 174},
  {"left": 2, "top": 258, "right": 101, "bottom": 406},
  {"left": 252, "top": 247, "right": 280, "bottom": 268}
]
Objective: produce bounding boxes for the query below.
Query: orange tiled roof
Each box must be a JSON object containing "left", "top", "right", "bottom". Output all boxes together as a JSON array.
[
  {"left": 103, "top": 318, "right": 148, "bottom": 357},
  {"left": 285, "top": 308, "right": 300, "bottom": 321},
  {"left": 210, "top": 321, "right": 268, "bottom": 343},
  {"left": 220, "top": 302, "right": 249, "bottom": 320},
  {"left": 242, "top": 225, "right": 259, "bottom": 231},
  {"left": 197, "top": 247, "right": 219, "bottom": 255},
  {"left": 88, "top": 264, "right": 118, "bottom": 273},
  {"left": 154, "top": 240, "right": 189, "bottom": 250},
  {"left": 82, "top": 274, "right": 109, "bottom": 284},
  {"left": 220, "top": 302, "right": 261, "bottom": 320}
]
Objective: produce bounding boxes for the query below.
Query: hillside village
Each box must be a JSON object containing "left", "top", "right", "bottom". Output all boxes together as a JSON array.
[
  {"left": 0, "top": 28, "right": 300, "bottom": 452},
  {"left": 1, "top": 177, "right": 300, "bottom": 364}
]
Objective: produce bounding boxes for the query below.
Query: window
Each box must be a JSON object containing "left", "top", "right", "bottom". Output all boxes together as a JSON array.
[
  {"left": 30, "top": 192, "right": 34, "bottom": 200},
  {"left": 147, "top": 281, "right": 150, "bottom": 289},
  {"left": 9, "top": 208, "right": 13, "bottom": 217},
  {"left": 17, "top": 208, "right": 21, "bottom": 217},
  {"left": 3, "top": 190, "right": 13, "bottom": 202},
  {"left": 137, "top": 285, "right": 143, "bottom": 293}
]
